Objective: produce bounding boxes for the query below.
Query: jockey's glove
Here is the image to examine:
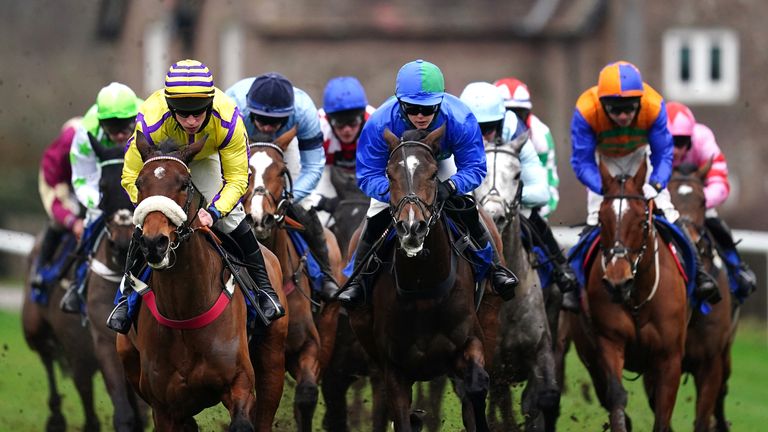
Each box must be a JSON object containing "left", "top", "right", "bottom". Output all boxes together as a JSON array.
[
  {"left": 206, "top": 205, "right": 222, "bottom": 225},
  {"left": 642, "top": 183, "right": 660, "bottom": 200},
  {"left": 316, "top": 196, "right": 340, "bottom": 213},
  {"left": 437, "top": 179, "right": 457, "bottom": 203}
]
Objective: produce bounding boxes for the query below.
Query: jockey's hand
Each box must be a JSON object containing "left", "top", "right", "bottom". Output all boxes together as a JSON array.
[
  {"left": 642, "top": 183, "right": 660, "bottom": 200},
  {"left": 316, "top": 196, "right": 340, "bottom": 213},
  {"left": 437, "top": 179, "right": 457, "bottom": 203},
  {"left": 71, "top": 218, "right": 85, "bottom": 240},
  {"left": 197, "top": 208, "right": 214, "bottom": 227}
]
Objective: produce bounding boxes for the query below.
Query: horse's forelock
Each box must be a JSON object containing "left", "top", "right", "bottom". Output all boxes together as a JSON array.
[
  {"left": 676, "top": 162, "right": 699, "bottom": 176},
  {"left": 401, "top": 129, "right": 430, "bottom": 142},
  {"left": 158, "top": 139, "right": 183, "bottom": 156}
]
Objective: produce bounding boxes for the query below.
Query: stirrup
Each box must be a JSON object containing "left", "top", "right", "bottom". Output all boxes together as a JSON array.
[
  {"left": 106, "top": 298, "right": 132, "bottom": 334},
  {"left": 59, "top": 286, "right": 81, "bottom": 314}
]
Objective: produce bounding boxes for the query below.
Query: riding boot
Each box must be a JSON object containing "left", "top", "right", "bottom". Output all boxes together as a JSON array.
[
  {"left": 528, "top": 211, "right": 580, "bottom": 311},
  {"left": 338, "top": 211, "right": 391, "bottom": 308},
  {"left": 106, "top": 227, "right": 143, "bottom": 334},
  {"left": 232, "top": 220, "right": 285, "bottom": 323},
  {"left": 674, "top": 220, "right": 721, "bottom": 304},
  {"left": 31, "top": 225, "right": 64, "bottom": 290},
  {"left": 462, "top": 208, "right": 518, "bottom": 300},
  {"left": 59, "top": 280, "right": 83, "bottom": 313},
  {"left": 290, "top": 205, "right": 340, "bottom": 301},
  {"left": 706, "top": 217, "right": 757, "bottom": 298}
]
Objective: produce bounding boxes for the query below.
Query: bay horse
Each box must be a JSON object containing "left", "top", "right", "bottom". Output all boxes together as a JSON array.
[
  {"left": 243, "top": 129, "right": 343, "bottom": 431},
  {"left": 83, "top": 137, "right": 147, "bottom": 431},
  {"left": 22, "top": 227, "right": 100, "bottom": 431},
  {"left": 567, "top": 159, "right": 687, "bottom": 431},
  {"left": 348, "top": 126, "right": 496, "bottom": 432},
  {"left": 474, "top": 135, "right": 560, "bottom": 431},
  {"left": 669, "top": 161, "right": 737, "bottom": 432},
  {"left": 116, "top": 132, "right": 288, "bottom": 431}
]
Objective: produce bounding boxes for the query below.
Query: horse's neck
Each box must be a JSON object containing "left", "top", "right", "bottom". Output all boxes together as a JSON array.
[
  {"left": 266, "top": 227, "right": 300, "bottom": 282},
  {"left": 505, "top": 215, "right": 526, "bottom": 267},
  {"left": 394, "top": 219, "right": 452, "bottom": 289},
  {"left": 151, "top": 234, "right": 223, "bottom": 313}
]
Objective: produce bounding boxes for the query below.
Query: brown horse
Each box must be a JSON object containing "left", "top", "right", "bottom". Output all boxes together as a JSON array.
[
  {"left": 116, "top": 132, "right": 288, "bottom": 431},
  {"left": 669, "top": 161, "right": 737, "bottom": 432},
  {"left": 242, "top": 129, "right": 342, "bottom": 431},
  {"left": 83, "top": 138, "right": 147, "bottom": 431},
  {"left": 22, "top": 231, "right": 100, "bottom": 431},
  {"left": 567, "top": 159, "right": 687, "bottom": 432},
  {"left": 348, "top": 126, "right": 496, "bottom": 432}
]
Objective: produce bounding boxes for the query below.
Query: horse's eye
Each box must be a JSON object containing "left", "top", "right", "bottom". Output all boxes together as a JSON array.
[{"left": 514, "top": 172, "right": 521, "bottom": 180}]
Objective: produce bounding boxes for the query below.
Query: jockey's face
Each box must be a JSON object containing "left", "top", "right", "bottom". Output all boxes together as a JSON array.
[
  {"left": 101, "top": 118, "right": 135, "bottom": 147},
  {"left": 251, "top": 114, "right": 285, "bottom": 135},
  {"left": 174, "top": 110, "right": 207, "bottom": 135},
  {"left": 603, "top": 99, "right": 640, "bottom": 128},
  {"left": 673, "top": 135, "right": 692, "bottom": 164},
  {"left": 401, "top": 101, "right": 440, "bottom": 130},
  {"left": 330, "top": 115, "right": 363, "bottom": 144}
]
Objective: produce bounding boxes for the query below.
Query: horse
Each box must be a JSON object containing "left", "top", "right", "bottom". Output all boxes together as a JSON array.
[
  {"left": 567, "top": 159, "right": 687, "bottom": 432},
  {"left": 22, "top": 225, "right": 100, "bottom": 431},
  {"left": 348, "top": 126, "right": 497, "bottom": 432},
  {"left": 326, "top": 164, "right": 370, "bottom": 254},
  {"left": 669, "top": 161, "right": 737, "bottom": 432},
  {"left": 82, "top": 137, "right": 147, "bottom": 431},
  {"left": 243, "top": 129, "right": 343, "bottom": 431},
  {"left": 473, "top": 135, "right": 560, "bottom": 431},
  {"left": 116, "top": 132, "right": 288, "bottom": 431}
]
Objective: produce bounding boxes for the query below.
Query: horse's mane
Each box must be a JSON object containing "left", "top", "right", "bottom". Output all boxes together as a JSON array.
[
  {"left": 250, "top": 131, "right": 276, "bottom": 145},
  {"left": 157, "top": 139, "right": 183, "bottom": 155},
  {"left": 675, "top": 162, "right": 699, "bottom": 176}
]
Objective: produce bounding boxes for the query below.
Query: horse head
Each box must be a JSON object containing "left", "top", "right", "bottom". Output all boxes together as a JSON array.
[
  {"left": 89, "top": 135, "right": 134, "bottom": 268},
  {"left": 384, "top": 125, "right": 444, "bottom": 257},
  {"left": 132, "top": 131, "right": 206, "bottom": 268},
  {"left": 244, "top": 127, "right": 297, "bottom": 240},
  {"left": 598, "top": 158, "right": 652, "bottom": 304},
  {"left": 668, "top": 158, "right": 713, "bottom": 256},
  {"left": 474, "top": 133, "right": 525, "bottom": 232}
]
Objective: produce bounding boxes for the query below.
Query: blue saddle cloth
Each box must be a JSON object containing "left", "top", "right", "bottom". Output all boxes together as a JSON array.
[
  {"left": 30, "top": 233, "right": 78, "bottom": 305},
  {"left": 286, "top": 229, "right": 325, "bottom": 292},
  {"left": 567, "top": 217, "right": 711, "bottom": 314},
  {"left": 342, "top": 216, "right": 493, "bottom": 284},
  {"left": 519, "top": 229, "right": 555, "bottom": 289}
]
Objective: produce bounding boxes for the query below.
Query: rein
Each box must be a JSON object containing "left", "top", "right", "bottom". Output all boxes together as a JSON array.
[
  {"left": 478, "top": 143, "right": 523, "bottom": 229},
  {"left": 249, "top": 142, "right": 294, "bottom": 226}
]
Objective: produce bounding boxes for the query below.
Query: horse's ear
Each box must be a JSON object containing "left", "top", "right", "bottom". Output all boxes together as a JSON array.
[
  {"left": 180, "top": 134, "right": 207, "bottom": 164},
  {"left": 242, "top": 169, "right": 254, "bottom": 212},
  {"left": 508, "top": 129, "right": 529, "bottom": 153},
  {"left": 598, "top": 158, "right": 613, "bottom": 186},
  {"left": 697, "top": 156, "right": 714, "bottom": 180},
  {"left": 274, "top": 126, "right": 297, "bottom": 151},
  {"left": 383, "top": 128, "right": 400, "bottom": 152},
  {"left": 632, "top": 158, "right": 648, "bottom": 190},
  {"left": 424, "top": 124, "right": 446, "bottom": 154},
  {"left": 88, "top": 132, "right": 108, "bottom": 161},
  {"left": 135, "top": 131, "right": 156, "bottom": 161}
]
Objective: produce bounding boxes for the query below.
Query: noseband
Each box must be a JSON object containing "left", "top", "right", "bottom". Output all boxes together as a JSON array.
[
  {"left": 388, "top": 140, "right": 441, "bottom": 231},
  {"left": 249, "top": 142, "right": 294, "bottom": 225}
]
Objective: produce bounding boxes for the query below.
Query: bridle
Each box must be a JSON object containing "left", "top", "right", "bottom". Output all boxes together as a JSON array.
[
  {"left": 600, "top": 174, "right": 653, "bottom": 279},
  {"left": 477, "top": 142, "right": 523, "bottom": 230},
  {"left": 387, "top": 140, "right": 442, "bottom": 233},
  {"left": 248, "top": 142, "right": 294, "bottom": 226},
  {"left": 669, "top": 174, "right": 712, "bottom": 259}
]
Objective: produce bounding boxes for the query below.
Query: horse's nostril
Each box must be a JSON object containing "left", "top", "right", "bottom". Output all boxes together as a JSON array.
[
  {"left": 415, "top": 220, "right": 428, "bottom": 235},
  {"left": 395, "top": 221, "right": 408, "bottom": 236}
]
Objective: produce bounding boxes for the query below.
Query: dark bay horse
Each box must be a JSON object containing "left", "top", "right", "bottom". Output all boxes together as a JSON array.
[
  {"left": 83, "top": 138, "right": 146, "bottom": 432},
  {"left": 22, "top": 228, "right": 100, "bottom": 431},
  {"left": 326, "top": 164, "right": 370, "bottom": 254},
  {"left": 116, "top": 132, "right": 288, "bottom": 431},
  {"left": 348, "top": 126, "right": 496, "bottom": 432},
  {"left": 243, "top": 128, "right": 343, "bottom": 431},
  {"left": 567, "top": 159, "right": 687, "bottom": 432},
  {"left": 474, "top": 135, "right": 560, "bottom": 431},
  {"left": 669, "top": 161, "right": 737, "bottom": 432}
]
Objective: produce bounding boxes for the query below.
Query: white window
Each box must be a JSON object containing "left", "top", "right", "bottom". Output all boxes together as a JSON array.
[
  {"left": 662, "top": 28, "right": 739, "bottom": 104},
  {"left": 144, "top": 21, "right": 171, "bottom": 96}
]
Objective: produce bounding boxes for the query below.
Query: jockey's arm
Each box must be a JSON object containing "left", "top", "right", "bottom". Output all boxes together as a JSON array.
[
  {"left": 41, "top": 124, "right": 80, "bottom": 229},
  {"left": 214, "top": 127, "right": 250, "bottom": 217},
  {"left": 570, "top": 110, "right": 603, "bottom": 194},
  {"left": 694, "top": 124, "right": 730, "bottom": 208},
  {"left": 646, "top": 105, "right": 674, "bottom": 191},
  {"left": 291, "top": 89, "right": 326, "bottom": 202},
  {"left": 70, "top": 126, "right": 102, "bottom": 210},
  {"left": 356, "top": 122, "right": 391, "bottom": 202},
  {"left": 121, "top": 134, "right": 142, "bottom": 204},
  {"left": 519, "top": 139, "right": 550, "bottom": 208},
  {"left": 447, "top": 114, "right": 486, "bottom": 194}
]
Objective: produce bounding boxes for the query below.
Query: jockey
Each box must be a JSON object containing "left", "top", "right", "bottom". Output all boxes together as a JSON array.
[
  {"left": 460, "top": 82, "right": 580, "bottom": 311},
  {"left": 107, "top": 60, "right": 285, "bottom": 334},
  {"left": 571, "top": 60, "right": 719, "bottom": 304},
  {"left": 494, "top": 77, "right": 560, "bottom": 218},
  {"left": 309, "top": 76, "right": 376, "bottom": 213},
  {"left": 667, "top": 101, "right": 757, "bottom": 298},
  {"left": 338, "top": 59, "right": 519, "bottom": 307},
  {"left": 60, "top": 82, "right": 144, "bottom": 313},
  {"left": 226, "top": 72, "right": 341, "bottom": 301},
  {"left": 31, "top": 118, "right": 86, "bottom": 296}
]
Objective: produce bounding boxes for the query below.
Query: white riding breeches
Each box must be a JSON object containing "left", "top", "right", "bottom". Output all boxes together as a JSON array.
[
  {"left": 189, "top": 153, "right": 245, "bottom": 234},
  {"left": 586, "top": 147, "right": 679, "bottom": 226}
]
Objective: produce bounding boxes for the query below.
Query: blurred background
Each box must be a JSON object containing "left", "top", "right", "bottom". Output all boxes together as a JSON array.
[{"left": 1, "top": 0, "right": 766, "bottom": 320}]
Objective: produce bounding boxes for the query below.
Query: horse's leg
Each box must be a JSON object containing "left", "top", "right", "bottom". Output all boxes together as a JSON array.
[
  {"left": 425, "top": 376, "right": 447, "bottom": 432},
  {"left": 714, "top": 351, "right": 732, "bottom": 431},
  {"left": 370, "top": 370, "right": 389, "bottom": 432},
  {"left": 41, "top": 349, "right": 66, "bottom": 432},
  {"left": 489, "top": 379, "right": 517, "bottom": 432},
  {"left": 221, "top": 362, "right": 257, "bottom": 432},
  {"left": 293, "top": 336, "right": 321, "bottom": 431},
  {"left": 457, "top": 337, "right": 490, "bottom": 432},
  {"left": 692, "top": 355, "right": 722, "bottom": 432},
  {"left": 251, "top": 328, "right": 287, "bottom": 432},
  {"left": 645, "top": 351, "right": 683, "bottom": 432},
  {"left": 69, "top": 356, "right": 100, "bottom": 432},
  {"left": 596, "top": 337, "right": 630, "bottom": 432},
  {"left": 320, "top": 370, "right": 355, "bottom": 432},
  {"left": 384, "top": 369, "right": 414, "bottom": 432}
]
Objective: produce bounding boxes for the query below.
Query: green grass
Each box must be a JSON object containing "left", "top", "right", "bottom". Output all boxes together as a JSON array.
[{"left": 1, "top": 308, "right": 765, "bottom": 431}]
